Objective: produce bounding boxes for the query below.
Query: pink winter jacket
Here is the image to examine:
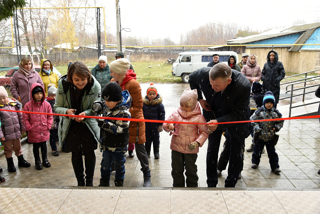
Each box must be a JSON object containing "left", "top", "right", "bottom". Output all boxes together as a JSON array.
[
  {"left": 241, "top": 60, "right": 262, "bottom": 84},
  {"left": 163, "top": 102, "right": 209, "bottom": 154},
  {"left": 23, "top": 83, "right": 53, "bottom": 143}
]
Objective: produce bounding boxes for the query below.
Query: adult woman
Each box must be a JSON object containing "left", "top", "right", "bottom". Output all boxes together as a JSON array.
[
  {"left": 91, "top": 55, "right": 111, "bottom": 91},
  {"left": 10, "top": 57, "right": 44, "bottom": 106},
  {"left": 228, "top": 56, "right": 241, "bottom": 72},
  {"left": 39, "top": 59, "right": 59, "bottom": 95},
  {"left": 54, "top": 61, "right": 101, "bottom": 186},
  {"left": 110, "top": 58, "right": 151, "bottom": 187},
  {"left": 241, "top": 54, "right": 262, "bottom": 85}
]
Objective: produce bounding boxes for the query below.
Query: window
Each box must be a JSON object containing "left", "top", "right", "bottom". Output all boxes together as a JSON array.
[
  {"left": 181, "top": 55, "right": 192, "bottom": 62},
  {"left": 202, "top": 55, "right": 231, "bottom": 62}
]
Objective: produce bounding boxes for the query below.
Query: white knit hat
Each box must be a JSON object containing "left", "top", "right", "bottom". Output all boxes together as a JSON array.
[
  {"left": 109, "top": 58, "right": 130, "bottom": 75},
  {"left": 0, "top": 86, "right": 8, "bottom": 98},
  {"left": 98, "top": 55, "right": 107, "bottom": 63}
]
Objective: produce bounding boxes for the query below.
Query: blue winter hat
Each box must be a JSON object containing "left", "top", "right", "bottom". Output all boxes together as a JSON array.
[
  {"left": 263, "top": 91, "right": 275, "bottom": 106},
  {"left": 252, "top": 82, "right": 262, "bottom": 94}
]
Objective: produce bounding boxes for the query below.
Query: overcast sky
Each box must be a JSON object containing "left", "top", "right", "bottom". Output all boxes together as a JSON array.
[{"left": 98, "top": 0, "right": 320, "bottom": 44}]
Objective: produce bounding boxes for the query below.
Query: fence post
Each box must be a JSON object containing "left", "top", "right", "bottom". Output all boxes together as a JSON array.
[
  {"left": 302, "top": 73, "right": 307, "bottom": 102},
  {"left": 289, "top": 84, "right": 293, "bottom": 117}
]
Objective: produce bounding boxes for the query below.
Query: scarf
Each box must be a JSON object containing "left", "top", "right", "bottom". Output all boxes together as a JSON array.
[
  {"left": 43, "top": 69, "right": 51, "bottom": 76},
  {"left": 18, "top": 63, "right": 35, "bottom": 77}
]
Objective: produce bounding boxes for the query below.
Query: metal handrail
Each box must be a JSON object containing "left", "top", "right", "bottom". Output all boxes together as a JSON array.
[
  {"left": 283, "top": 76, "right": 320, "bottom": 87},
  {"left": 281, "top": 68, "right": 320, "bottom": 81}
]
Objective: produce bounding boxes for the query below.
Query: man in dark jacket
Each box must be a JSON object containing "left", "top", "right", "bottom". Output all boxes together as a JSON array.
[
  {"left": 237, "top": 54, "right": 249, "bottom": 70},
  {"left": 207, "top": 54, "right": 220, "bottom": 67},
  {"left": 261, "top": 50, "right": 285, "bottom": 107},
  {"left": 189, "top": 63, "right": 251, "bottom": 187}
]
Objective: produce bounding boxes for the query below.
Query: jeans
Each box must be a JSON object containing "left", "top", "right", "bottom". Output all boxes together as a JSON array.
[
  {"left": 252, "top": 139, "right": 279, "bottom": 170},
  {"left": 101, "top": 147, "right": 127, "bottom": 180}
]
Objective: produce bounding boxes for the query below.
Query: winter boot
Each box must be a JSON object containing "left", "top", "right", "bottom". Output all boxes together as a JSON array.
[
  {"left": 272, "top": 168, "right": 281, "bottom": 175},
  {"left": 251, "top": 164, "right": 258, "bottom": 169},
  {"left": 128, "top": 150, "right": 134, "bottom": 158},
  {"left": 41, "top": 142, "right": 51, "bottom": 168},
  {"left": 246, "top": 143, "right": 254, "bottom": 152},
  {"left": 154, "top": 147, "right": 160, "bottom": 159},
  {"left": 7, "top": 157, "right": 16, "bottom": 172},
  {"left": 35, "top": 160, "right": 43, "bottom": 170},
  {"left": 318, "top": 169, "right": 320, "bottom": 175},
  {"left": 143, "top": 170, "right": 151, "bottom": 187},
  {"left": 115, "top": 179, "right": 124, "bottom": 187},
  {"left": 99, "top": 179, "right": 110, "bottom": 187},
  {"left": 85, "top": 156, "right": 96, "bottom": 186},
  {"left": 0, "top": 175, "right": 5, "bottom": 183},
  {"left": 18, "top": 155, "right": 31, "bottom": 168},
  {"left": 0, "top": 166, "right": 2, "bottom": 172}
]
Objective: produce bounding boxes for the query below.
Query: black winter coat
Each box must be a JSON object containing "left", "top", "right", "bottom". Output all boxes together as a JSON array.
[
  {"left": 189, "top": 67, "right": 251, "bottom": 138},
  {"left": 207, "top": 61, "right": 219, "bottom": 67},
  {"left": 228, "top": 56, "right": 241, "bottom": 72},
  {"left": 315, "top": 85, "right": 320, "bottom": 122},
  {"left": 143, "top": 95, "right": 165, "bottom": 130},
  {"left": 261, "top": 50, "right": 285, "bottom": 102}
]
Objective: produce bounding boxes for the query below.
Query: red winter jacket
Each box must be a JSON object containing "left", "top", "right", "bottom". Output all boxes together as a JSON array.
[{"left": 23, "top": 83, "right": 53, "bottom": 143}]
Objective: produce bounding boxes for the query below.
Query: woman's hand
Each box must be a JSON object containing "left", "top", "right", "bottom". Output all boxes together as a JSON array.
[
  {"left": 1, "top": 137, "right": 5, "bottom": 141},
  {"left": 66, "top": 109, "right": 76, "bottom": 120},
  {"left": 75, "top": 112, "right": 86, "bottom": 122}
]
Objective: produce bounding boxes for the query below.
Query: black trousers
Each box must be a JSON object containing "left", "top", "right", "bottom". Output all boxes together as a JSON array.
[
  {"left": 206, "top": 127, "right": 244, "bottom": 187},
  {"left": 71, "top": 149, "right": 96, "bottom": 182},
  {"left": 33, "top": 141, "right": 48, "bottom": 162}
]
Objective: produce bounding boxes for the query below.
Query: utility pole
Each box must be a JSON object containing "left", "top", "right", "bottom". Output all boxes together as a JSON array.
[{"left": 116, "top": 0, "right": 122, "bottom": 51}]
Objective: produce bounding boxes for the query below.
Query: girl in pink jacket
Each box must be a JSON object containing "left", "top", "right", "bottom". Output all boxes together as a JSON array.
[
  {"left": 23, "top": 83, "right": 53, "bottom": 170},
  {"left": 163, "top": 88, "right": 209, "bottom": 187}
]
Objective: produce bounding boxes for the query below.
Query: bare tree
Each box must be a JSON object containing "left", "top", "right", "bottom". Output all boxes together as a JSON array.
[{"left": 0, "top": 19, "right": 13, "bottom": 53}]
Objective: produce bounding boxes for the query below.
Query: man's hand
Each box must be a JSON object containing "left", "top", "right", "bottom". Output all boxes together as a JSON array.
[
  {"left": 207, "top": 119, "right": 218, "bottom": 133},
  {"left": 199, "top": 99, "right": 211, "bottom": 111},
  {"left": 158, "top": 125, "right": 163, "bottom": 132}
]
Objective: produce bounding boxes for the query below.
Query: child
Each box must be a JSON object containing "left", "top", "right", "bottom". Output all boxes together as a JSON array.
[
  {"left": 143, "top": 83, "right": 165, "bottom": 159},
  {"left": 250, "top": 91, "right": 283, "bottom": 175},
  {"left": 0, "top": 86, "right": 30, "bottom": 172},
  {"left": 23, "top": 83, "right": 53, "bottom": 170},
  {"left": 46, "top": 85, "right": 59, "bottom": 156},
  {"left": 92, "top": 82, "right": 132, "bottom": 187},
  {"left": 163, "top": 88, "right": 209, "bottom": 187}
]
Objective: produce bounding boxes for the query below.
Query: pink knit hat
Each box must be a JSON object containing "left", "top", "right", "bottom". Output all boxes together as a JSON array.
[
  {"left": 0, "top": 86, "right": 8, "bottom": 98},
  {"left": 180, "top": 88, "right": 198, "bottom": 110}
]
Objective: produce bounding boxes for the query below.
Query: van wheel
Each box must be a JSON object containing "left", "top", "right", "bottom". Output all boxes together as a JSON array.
[{"left": 181, "top": 74, "right": 189, "bottom": 83}]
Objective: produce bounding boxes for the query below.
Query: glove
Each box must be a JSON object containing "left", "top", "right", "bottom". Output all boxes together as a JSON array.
[
  {"left": 188, "top": 141, "right": 199, "bottom": 151},
  {"left": 157, "top": 125, "right": 163, "bottom": 132},
  {"left": 92, "top": 101, "right": 103, "bottom": 114}
]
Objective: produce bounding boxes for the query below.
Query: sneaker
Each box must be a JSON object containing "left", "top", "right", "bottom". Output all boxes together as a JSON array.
[
  {"left": 217, "top": 170, "right": 222, "bottom": 177},
  {"left": 272, "top": 168, "right": 281, "bottom": 175},
  {"left": 251, "top": 164, "right": 258, "bottom": 169},
  {"left": 52, "top": 151, "right": 59, "bottom": 156},
  {"left": 246, "top": 143, "right": 254, "bottom": 152}
]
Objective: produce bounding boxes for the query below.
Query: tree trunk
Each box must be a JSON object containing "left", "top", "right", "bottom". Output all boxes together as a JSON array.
[{"left": 19, "top": 9, "right": 32, "bottom": 53}]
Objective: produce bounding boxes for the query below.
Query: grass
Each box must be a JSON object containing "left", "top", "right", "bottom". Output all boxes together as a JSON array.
[{"left": 55, "top": 61, "right": 183, "bottom": 84}]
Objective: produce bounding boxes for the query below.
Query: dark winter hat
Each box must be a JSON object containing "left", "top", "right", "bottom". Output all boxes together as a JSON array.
[
  {"left": 212, "top": 53, "right": 219, "bottom": 57},
  {"left": 32, "top": 86, "right": 43, "bottom": 97},
  {"left": 102, "top": 82, "right": 122, "bottom": 102},
  {"left": 115, "top": 51, "right": 124, "bottom": 58},
  {"left": 252, "top": 82, "right": 262, "bottom": 94},
  {"left": 263, "top": 91, "right": 275, "bottom": 106}
]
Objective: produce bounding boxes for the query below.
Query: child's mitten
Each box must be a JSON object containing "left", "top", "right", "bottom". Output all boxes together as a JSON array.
[{"left": 188, "top": 141, "right": 199, "bottom": 150}]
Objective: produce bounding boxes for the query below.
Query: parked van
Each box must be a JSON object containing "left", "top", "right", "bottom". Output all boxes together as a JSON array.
[{"left": 172, "top": 51, "right": 238, "bottom": 83}]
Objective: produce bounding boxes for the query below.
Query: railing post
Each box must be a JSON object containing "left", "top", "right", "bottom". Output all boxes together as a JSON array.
[
  {"left": 289, "top": 84, "right": 293, "bottom": 117},
  {"left": 302, "top": 73, "right": 307, "bottom": 102}
]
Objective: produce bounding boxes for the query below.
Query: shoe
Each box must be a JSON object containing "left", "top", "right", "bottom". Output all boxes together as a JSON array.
[
  {"left": 261, "top": 148, "right": 265, "bottom": 154},
  {"left": 128, "top": 151, "right": 134, "bottom": 158},
  {"left": 0, "top": 166, "right": 3, "bottom": 172},
  {"left": 35, "top": 161, "right": 43, "bottom": 170},
  {"left": 155, "top": 153, "right": 159, "bottom": 159},
  {"left": 217, "top": 170, "right": 222, "bottom": 177},
  {"left": 272, "top": 168, "right": 281, "bottom": 175},
  {"left": 77, "top": 178, "right": 85, "bottom": 186},
  {"left": 86, "top": 179, "right": 93, "bottom": 186},
  {"left": 246, "top": 143, "right": 254, "bottom": 152},
  {"left": 251, "top": 164, "right": 258, "bottom": 169},
  {"left": 318, "top": 169, "right": 320, "bottom": 175},
  {"left": 52, "top": 151, "right": 59, "bottom": 156},
  {"left": 238, "top": 172, "right": 241, "bottom": 180},
  {"left": 143, "top": 170, "right": 151, "bottom": 187},
  {"left": 154, "top": 147, "right": 160, "bottom": 159},
  {"left": 18, "top": 155, "right": 31, "bottom": 168},
  {"left": 0, "top": 175, "right": 5, "bottom": 183},
  {"left": 115, "top": 179, "right": 123, "bottom": 187},
  {"left": 7, "top": 157, "right": 16, "bottom": 172},
  {"left": 99, "top": 179, "right": 110, "bottom": 187},
  {"left": 43, "top": 160, "right": 51, "bottom": 168}
]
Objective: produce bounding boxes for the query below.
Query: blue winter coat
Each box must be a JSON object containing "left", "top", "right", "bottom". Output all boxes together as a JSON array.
[{"left": 143, "top": 94, "right": 165, "bottom": 130}]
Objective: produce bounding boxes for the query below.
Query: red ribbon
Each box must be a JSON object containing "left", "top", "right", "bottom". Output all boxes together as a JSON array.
[{"left": 0, "top": 108, "right": 319, "bottom": 125}]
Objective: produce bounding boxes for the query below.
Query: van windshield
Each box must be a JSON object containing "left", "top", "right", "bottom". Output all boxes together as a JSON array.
[{"left": 202, "top": 55, "right": 230, "bottom": 62}]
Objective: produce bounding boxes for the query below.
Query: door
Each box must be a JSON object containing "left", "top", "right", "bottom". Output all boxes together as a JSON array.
[{"left": 176, "top": 55, "right": 193, "bottom": 76}]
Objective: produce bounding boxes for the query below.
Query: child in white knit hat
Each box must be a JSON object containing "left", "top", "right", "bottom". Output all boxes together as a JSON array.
[{"left": 0, "top": 86, "right": 31, "bottom": 173}]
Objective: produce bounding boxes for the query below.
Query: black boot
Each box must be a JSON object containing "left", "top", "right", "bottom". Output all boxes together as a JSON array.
[
  {"left": 41, "top": 142, "right": 51, "bottom": 168},
  {"left": 35, "top": 161, "right": 43, "bottom": 170},
  {"left": 18, "top": 155, "right": 31, "bottom": 168},
  {"left": 0, "top": 166, "right": 3, "bottom": 172},
  {"left": 128, "top": 151, "right": 134, "bottom": 158},
  {"left": 154, "top": 147, "right": 160, "bottom": 159},
  {"left": 33, "top": 144, "right": 43, "bottom": 170},
  {"left": 115, "top": 179, "right": 123, "bottom": 187},
  {"left": 7, "top": 157, "right": 16, "bottom": 172},
  {"left": 143, "top": 170, "right": 151, "bottom": 187},
  {"left": 99, "top": 179, "right": 110, "bottom": 187},
  {"left": 85, "top": 156, "right": 96, "bottom": 186},
  {"left": 72, "top": 156, "right": 85, "bottom": 186}
]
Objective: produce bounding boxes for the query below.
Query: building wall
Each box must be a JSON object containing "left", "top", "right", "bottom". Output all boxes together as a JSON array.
[{"left": 245, "top": 47, "right": 319, "bottom": 74}]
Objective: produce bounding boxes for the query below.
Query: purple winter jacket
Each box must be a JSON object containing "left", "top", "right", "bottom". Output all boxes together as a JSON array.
[
  {"left": 10, "top": 69, "right": 44, "bottom": 106},
  {"left": 0, "top": 99, "right": 25, "bottom": 141},
  {"left": 23, "top": 83, "right": 53, "bottom": 143}
]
